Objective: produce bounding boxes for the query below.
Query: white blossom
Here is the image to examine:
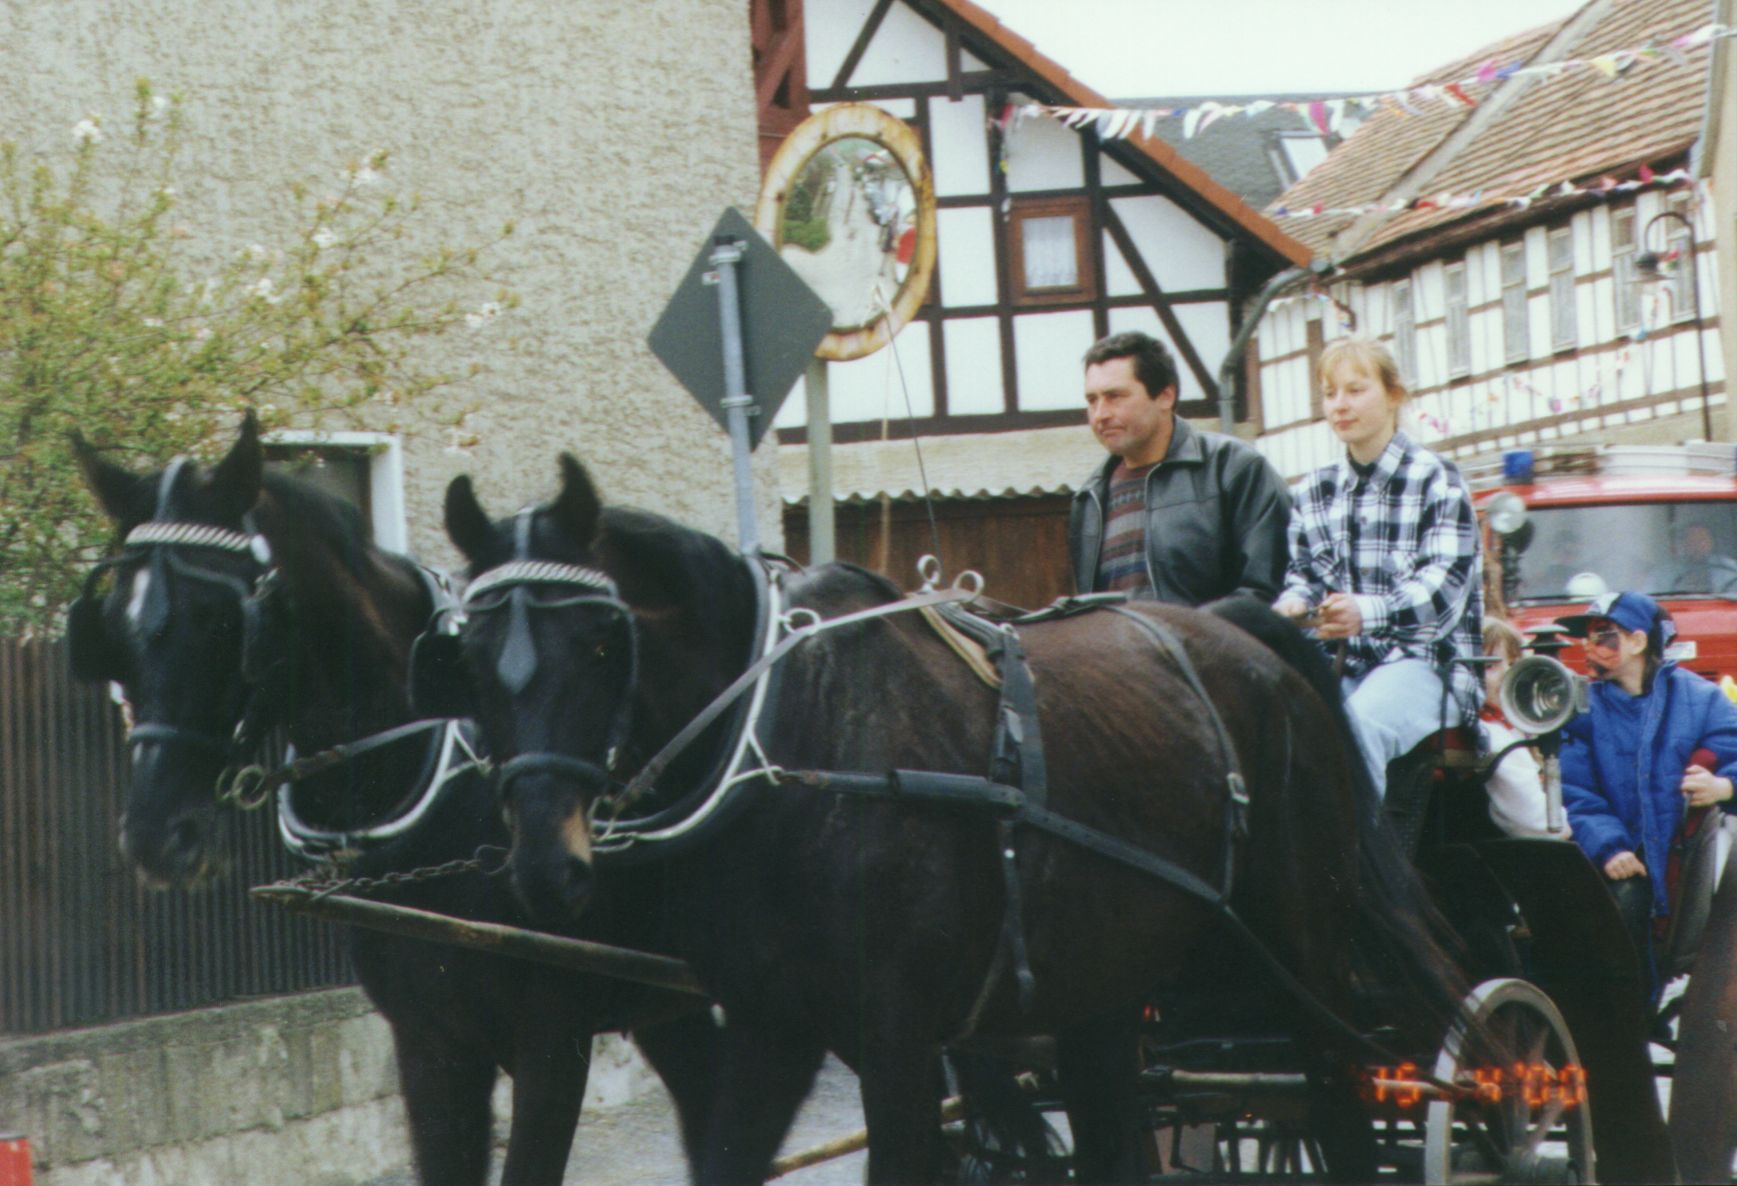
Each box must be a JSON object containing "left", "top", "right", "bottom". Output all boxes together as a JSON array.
[
  {"left": 71, "top": 118, "right": 103, "bottom": 144},
  {"left": 312, "top": 228, "right": 338, "bottom": 249},
  {"left": 464, "top": 301, "right": 502, "bottom": 329},
  {"left": 250, "top": 277, "right": 282, "bottom": 304},
  {"left": 353, "top": 165, "right": 383, "bottom": 188}
]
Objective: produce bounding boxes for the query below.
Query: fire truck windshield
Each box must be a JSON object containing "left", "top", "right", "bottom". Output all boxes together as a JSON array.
[{"left": 1509, "top": 502, "right": 1737, "bottom": 602}]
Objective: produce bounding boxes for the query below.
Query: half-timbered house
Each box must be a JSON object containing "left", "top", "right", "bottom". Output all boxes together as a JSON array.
[
  {"left": 1252, "top": 0, "right": 1728, "bottom": 481},
  {"left": 755, "top": 0, "right": 1311, "bottom": 604}
]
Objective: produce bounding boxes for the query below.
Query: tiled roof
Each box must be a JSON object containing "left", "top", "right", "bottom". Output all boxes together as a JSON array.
[
  {"left": 1129, "top": 94, "right": 1346, "bottom": 210},
  {"left": 1271, "top": 18, "right": 1565, "bottom": 257},
  {"left": 924, "top": 0, "right": 1313, "bottom": 268},
  {"left": 1270, "top": 0, "right": 1715, "bottom": 267}
]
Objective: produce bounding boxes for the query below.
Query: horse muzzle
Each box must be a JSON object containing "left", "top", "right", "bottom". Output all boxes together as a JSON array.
[
  {"left": 119, "top": 732, "right": 226, "bottom": 887},
  {"left": 497, "top": 753, "right": 606, "bottom": 923}
]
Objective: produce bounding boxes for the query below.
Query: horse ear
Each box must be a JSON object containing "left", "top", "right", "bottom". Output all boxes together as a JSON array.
[
  {"left": 550, "top": 453, "right": 601, "bottom": 547},
  {"left": 445, "top": 475, "right": 494, "bottom": 562},
  {"left": 206, "top": 410, "right": 264, "bottom": 517},
  {"left": 71, "top": 431, "right": 151, "bottom": 522}
]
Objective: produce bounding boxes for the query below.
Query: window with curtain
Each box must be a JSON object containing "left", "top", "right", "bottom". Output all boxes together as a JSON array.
[
  {"left": 1501, "top": 241, "right": 1529, "bottom": 364},
  {"left": 1007, "top": 195, "right": 1095, "bottom": 306},
  {"left": 1612, "top": 207, "right": 1639, "bottom": 332},
  {"left": 1548, "top": 227, "right": 1577, "bottom": 352},
  {"left": 1445, "top": 261, "right": 1469, "bottom": 377},
  {"left": 1392, "top": 278, "right": 1416, "bottom": 385}
]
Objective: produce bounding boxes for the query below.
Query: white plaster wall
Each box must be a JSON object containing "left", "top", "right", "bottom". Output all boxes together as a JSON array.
[
  {"left": 936, "top": 206, "right": 999, "bottom": 307},
  {"left": 806, "top": 0, "right": 882, "bottom": 90},
  {"left": 1110, "top": 194, "right": 1226, "bottom": 292},
  {"left": 1004, "top": 114, "right": 1084, "bottom": 192},
  {"left": 943, "top": 318, "right": 1006, "bottom": 414},
  {"left": 6, "top": 0, "right": 766, "bottom": 561},
  {"left": 849, "top": 0, "right": 948, "bottom": 86},
  {"left": 929, "top": 94, "right": 992, "bottom": 198},
  {"left": 824, "top": 320, "right": 937, "bottom": 423},
  {"left": 1013, "top": 310, "right": 1095, "bottom": 411}
]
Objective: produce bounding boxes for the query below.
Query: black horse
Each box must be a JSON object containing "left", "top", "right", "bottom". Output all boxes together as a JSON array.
[
  {"left": 439, "top": 454, "right": 1469, "bottom": 1184},
  {"left": 69, "top": 417, "right": 719, "bottom": 1186}
]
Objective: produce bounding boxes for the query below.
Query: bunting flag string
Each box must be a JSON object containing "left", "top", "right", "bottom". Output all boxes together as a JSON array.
[
  {"left": 1020, "top": 23, "right": 1735, "bottom": 143},
  {"left": 1267, "top": 165, "right": 1695, "bottom": 220}
]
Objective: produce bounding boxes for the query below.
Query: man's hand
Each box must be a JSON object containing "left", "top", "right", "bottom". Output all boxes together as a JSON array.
[
  {"left": 1273, "top": 597, "right": 1311, "bottom": 622},
  {"left": 1604, "top": 851, "right": 1647, "bottom": 879},
  {"left": 1315, "top": 592, "right": 1363, "bottom": 640},
  {"left": 1681, "top": 764, "right": 1734, "bottom": 809}
]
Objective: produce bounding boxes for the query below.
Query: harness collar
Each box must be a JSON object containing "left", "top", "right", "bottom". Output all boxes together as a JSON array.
[{"left": 276, "top": 718, "right": 485, "bottom": 862}]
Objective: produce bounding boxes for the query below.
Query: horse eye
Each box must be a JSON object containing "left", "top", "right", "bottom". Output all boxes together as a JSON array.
[{"left": 592, "top": 641, "right": 609, "bottom": 661}]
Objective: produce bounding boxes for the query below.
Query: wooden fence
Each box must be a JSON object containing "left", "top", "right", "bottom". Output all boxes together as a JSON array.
[{"left": 0, "top": 638, "right": 351, "bottom": 1035}]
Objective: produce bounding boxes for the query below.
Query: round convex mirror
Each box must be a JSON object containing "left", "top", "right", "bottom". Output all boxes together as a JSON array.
[{"left": 756, "top": 104, "right": 937, "bottom": 361}]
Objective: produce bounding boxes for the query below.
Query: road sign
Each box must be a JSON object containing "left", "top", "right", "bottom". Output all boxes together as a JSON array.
[{"left": 648, "top": 207, "right": 832, "bottom": 452}]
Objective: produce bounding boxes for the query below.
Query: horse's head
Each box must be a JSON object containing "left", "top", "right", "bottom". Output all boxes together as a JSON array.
[
  {"left": 442, "top": 454, "right": 637, "bottom": 922},
  {"left": 70, "top": 413, "right": 278, "bottom": 886}
]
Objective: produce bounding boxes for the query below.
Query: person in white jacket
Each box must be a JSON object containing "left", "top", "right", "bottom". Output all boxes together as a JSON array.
[{"left": 1480, "top": 616, "right": 1571, "bottom": 840}]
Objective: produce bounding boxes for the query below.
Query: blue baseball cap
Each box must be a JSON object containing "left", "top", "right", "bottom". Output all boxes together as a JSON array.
[{"left": 1556, "top": 591, "right": 1673, "bottom": 647}]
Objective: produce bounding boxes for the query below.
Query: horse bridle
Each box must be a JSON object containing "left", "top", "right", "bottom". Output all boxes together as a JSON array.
[
  {"left": 460, "top": 510, "right": 640, "bottom": 807},
  {"left": 73, "top": 459, "right": 282, "bottom": 772}
]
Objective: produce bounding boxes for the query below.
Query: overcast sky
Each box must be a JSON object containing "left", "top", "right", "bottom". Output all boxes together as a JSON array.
[{"left": 975, "top": 0, "right": 1590, "bottom": 97}]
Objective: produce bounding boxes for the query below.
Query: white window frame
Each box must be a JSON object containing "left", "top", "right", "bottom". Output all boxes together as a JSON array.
[
  {"left": 1391, "top": 279, "right": 1416, "bottom": 385},
  {"left": 1444, "top": 261, "right": 1470, "bottom": 377},
  {"left": 261, "top": 429, "right": 408, "bottom": 552},
  {"left": 1611, "top": 207, "right": 1639, "bottom": 332},
  {"left": 1547, "top": 226, "right": 1577, "bottom": 352},
  {"left": 1500, "top": 241, "right": 1529, "bottom": 364},
  {"left": 1665, "top": 197, "right": 1695, "bottom": 324}
]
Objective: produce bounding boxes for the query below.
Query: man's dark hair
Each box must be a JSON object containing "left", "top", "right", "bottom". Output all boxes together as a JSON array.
[{"left": 1083, "top": 331, "right": 1179, "bottom": 400}]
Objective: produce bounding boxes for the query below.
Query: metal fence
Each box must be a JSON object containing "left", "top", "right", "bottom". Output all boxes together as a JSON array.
[{"left": 0, "top": 638, "right": 351, "bottom": 1035}]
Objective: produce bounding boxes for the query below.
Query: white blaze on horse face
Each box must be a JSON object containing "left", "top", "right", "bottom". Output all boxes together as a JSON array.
[
  {"left": 126, "top": 568, "right": 151, "bottom": 626},
  {"left": 561, "top": 801, "right": 594, "bottom": 866}
]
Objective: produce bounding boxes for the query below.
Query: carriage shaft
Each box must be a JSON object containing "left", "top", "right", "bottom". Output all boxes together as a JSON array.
[{"left": 251, "top": 885, "right": 707, "bottom": 996}]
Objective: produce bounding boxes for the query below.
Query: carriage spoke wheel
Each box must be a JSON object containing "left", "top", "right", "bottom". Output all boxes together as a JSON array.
[{"left": 1423, "top": 979, "right": 1594, "bottom": 1185}]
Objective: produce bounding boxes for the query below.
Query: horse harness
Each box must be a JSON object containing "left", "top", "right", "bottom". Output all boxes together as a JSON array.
[
  {"left": 454, "top": 543, "right": 1273, "bottom": 1037},
  {"left": 71, "top": 459, "right": 485, "bottom": 863}
]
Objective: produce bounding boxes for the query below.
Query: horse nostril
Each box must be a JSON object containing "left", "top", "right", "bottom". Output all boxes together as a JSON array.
[
  {"left": 562, "top": 857, "right": 594, "bottom": 911},
  {"left": 166, "top": 817, "right": 205, "bottom": 869}
]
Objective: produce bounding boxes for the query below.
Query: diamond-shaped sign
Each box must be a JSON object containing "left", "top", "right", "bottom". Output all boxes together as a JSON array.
[{"left": 648, "top": 207, "right": 832, "bottom": 450}]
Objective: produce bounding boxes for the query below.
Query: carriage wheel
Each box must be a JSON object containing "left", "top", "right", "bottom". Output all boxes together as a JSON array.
[{"left": 1422, "top": 978, "right": 1595, "bottom": 1185}]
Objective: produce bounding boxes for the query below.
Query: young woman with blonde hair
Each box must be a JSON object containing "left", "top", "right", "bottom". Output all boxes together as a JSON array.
[{"left": 1275, "top": 337, "right": 1483, "bottom": 798}]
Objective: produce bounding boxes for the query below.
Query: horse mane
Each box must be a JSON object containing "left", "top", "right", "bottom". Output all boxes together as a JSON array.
[
  {"left": 253, "top": 469, "right": 427, "bottom": 664},
  {"left": 1205, "top": 595, "right": 1468, "bottom": 1047},
  {"left": 594, "top": 506, "right": 757, "bottom": 615},
  {"left": 257, "top": 470, "right": 375, "bottom": 575}
]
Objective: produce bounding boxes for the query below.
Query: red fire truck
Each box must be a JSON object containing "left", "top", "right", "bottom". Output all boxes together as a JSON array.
[{"left": 1474, "top": 443, "right": 1737, "bottom": 683}]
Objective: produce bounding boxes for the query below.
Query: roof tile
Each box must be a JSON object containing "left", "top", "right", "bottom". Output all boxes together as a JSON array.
[{"left": 1267, "top": 0, "right": 1713, "bottom": 265}]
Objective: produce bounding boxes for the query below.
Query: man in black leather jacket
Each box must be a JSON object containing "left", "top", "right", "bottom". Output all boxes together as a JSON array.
[{"left": 1068, "top": 331, "right": 1290, "bottom": 605}]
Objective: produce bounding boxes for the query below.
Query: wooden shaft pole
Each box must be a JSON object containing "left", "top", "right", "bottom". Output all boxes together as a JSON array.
[{"left": 251, "top": 885, "right": 706, "bottom": 997}]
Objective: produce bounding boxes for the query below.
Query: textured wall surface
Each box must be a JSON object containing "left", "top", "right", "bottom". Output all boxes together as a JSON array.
[
  {"left": 2, "top": 0, "right": 777, "bottom": 563},
  {"left": 0, "top": 988, "right": 664, "bottom": 1186}
]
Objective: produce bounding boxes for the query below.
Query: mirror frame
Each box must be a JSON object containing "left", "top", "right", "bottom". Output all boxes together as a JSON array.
[{"left": 755, "top": 103, "right": 937, "bottom": 362}]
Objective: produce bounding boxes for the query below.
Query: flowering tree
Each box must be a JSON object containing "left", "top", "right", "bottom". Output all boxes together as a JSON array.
[{"left": 0, "top": 82, "right": 514, "bottom": 635}]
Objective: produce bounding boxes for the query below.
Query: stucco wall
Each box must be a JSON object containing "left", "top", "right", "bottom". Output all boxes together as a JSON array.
[{"left": 1, "top": 0, "right": 777, "bottom": 562}]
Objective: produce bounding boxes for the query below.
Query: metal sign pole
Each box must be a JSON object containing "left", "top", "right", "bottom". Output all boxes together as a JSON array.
[{"left": 708, "top": 237, "right": 760, "bottom": 553}]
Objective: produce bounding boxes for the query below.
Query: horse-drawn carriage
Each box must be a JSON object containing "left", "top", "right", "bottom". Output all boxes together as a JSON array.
[{"left": 65, "top": 418, "right": 1737, "bottom": 1184}]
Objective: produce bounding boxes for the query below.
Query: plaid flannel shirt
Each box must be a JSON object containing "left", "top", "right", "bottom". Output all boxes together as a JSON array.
[{"left": 1282, "top": 431, "right": 1484, "bottom": 718}]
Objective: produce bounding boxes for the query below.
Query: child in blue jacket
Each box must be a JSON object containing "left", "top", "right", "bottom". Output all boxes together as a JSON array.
[{"left": 1556, "top": 591, "right": 1737, "bottom": 992}]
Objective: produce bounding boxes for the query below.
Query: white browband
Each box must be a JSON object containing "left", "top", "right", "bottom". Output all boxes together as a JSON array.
[{"left": 463, "top": 560, "right": 618, "bottom": 606}]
